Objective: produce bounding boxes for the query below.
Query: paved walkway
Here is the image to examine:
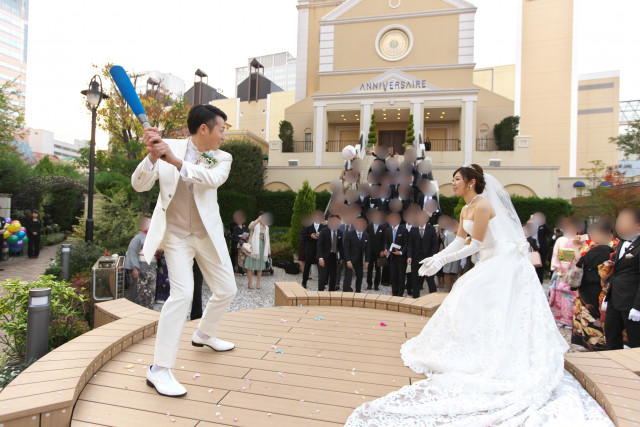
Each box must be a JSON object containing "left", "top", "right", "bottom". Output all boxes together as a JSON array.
[{"left": 0, "top": 243, "right": 61, "bottom": 286}]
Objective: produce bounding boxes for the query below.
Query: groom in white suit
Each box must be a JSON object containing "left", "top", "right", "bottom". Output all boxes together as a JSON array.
[{"left": 132, "top": 105, "right": 237, "bottom": 397}]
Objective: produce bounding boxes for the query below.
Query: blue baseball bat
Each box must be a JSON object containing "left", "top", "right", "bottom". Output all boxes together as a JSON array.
[{"left": 109, "top": 65, "right": 165, "bottom": 158}]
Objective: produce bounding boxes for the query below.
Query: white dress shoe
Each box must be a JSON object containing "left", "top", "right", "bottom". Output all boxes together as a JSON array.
[
  {"left": 146, "top": 366, "right": 187, "bottom": 397},
  {"left": 191, "top": 331, "right": 235, "bottom": 351}
]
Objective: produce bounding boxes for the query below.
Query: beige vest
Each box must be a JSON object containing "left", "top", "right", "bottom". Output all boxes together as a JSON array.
[{"left": 165, "top": 176, "right": 207, "bottom": 239}]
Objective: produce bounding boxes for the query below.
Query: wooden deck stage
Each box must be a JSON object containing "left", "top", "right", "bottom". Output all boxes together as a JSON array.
[{"left": 71, "top": 305, "right": 429, "bottom": 426}]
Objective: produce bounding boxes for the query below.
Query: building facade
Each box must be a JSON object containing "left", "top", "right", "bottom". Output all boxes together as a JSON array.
[
  {"left": 26, "top": 128, "right": 87, "bottom": 160},
  {"left": 133, "top": 70, "right": 185, "bottom": 97},
  {"left": 0, "top": 0, "right": 27, "bottom": 108},
  {"left": 257, "top": 0, "right": 621, "bottom": 199},
  {"left": 235, "top": 52, "right": 297, "bottom": 92}
]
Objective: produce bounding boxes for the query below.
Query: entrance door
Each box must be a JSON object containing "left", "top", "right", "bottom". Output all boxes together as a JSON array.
[{"left": 378, "top": 130, "right": 406, "bottom": 155}]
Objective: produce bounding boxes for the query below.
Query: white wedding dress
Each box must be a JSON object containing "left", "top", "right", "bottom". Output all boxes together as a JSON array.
[{"left": 345, "top": 177, "right": 613, "bottom": 426}]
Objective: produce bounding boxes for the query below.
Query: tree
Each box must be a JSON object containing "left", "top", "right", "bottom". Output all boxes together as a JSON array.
[
  {"left": 75, "top": 63, "right": 191, "bottom": 214},
  {"left": 611, "top": 119, "right": 640, "bottom": 159},
  {"left": 288, "top": 181, "right": 316, "bottom": 253},
  {"left": 0, "top": 150, "right": 32, "bottom": 194},
  {"left": 0, "top": 79, "right": 26, "bottom": 147},
  {"left": 453, "top": 197, "right": 466, "bottom": 219},
  {"left": 580, "top": 160, "right": 607, "bottom": 189},
  {"left": 219, "top": 138, "right": 265, "bottom": 198},
  {"left": 404, "top": 114, "right": 415, "bottom": 147},
  {"left": 493, "top": 116, "right": 520, "bottom": 151},
  {"left": 278, "top": 120, "right": 294, "bottom": 152},
  {"left": 368, "top": 114, "right": 377, "bottom": 147}
]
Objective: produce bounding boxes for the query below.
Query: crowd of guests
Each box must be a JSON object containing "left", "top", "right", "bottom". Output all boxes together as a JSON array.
[
  {"left": 533, "top": 208, "right": 640, "bottom": 352},
  {"left": 297, "top": 207, "right": 465, "bottom": 298}
]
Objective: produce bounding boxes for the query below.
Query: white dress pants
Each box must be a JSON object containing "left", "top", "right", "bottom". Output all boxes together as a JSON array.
[{"left": 154, "top": 232, "right": 237, "bottom": 368}]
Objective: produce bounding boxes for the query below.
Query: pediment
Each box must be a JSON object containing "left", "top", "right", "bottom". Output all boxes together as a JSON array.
[
  {"left": 322, "top": 0, "right": 476, "bottom": 22},
  {"left": 348, "top": 69, "right": 442, "bottom": 94}
]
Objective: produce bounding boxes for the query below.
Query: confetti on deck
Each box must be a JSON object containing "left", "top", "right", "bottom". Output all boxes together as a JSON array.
[
  {"left": 314, "top": 316, "right": 325, "bottom": 321},
  {"left": 380, "top": 322, "right": 387, "bottom": 326},
  {"left": 193, "top": 373, "right": 201, "bottom": 380},
  {"left": 280, "top": 319, "right": 287, "bottom": 323},
  {"left": 124, "top": 364, "right": 134, "bottom": 369},
  {"left": 275, "top": 350, "right": 283, "bottom": 354}
]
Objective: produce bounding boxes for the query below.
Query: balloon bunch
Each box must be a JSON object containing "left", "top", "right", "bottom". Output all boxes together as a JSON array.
[{"left": 3, "top": 218, "right": 28, "bottom": 253}]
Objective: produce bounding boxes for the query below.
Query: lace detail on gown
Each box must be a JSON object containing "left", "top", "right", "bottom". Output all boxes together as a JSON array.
[{"left": 345, "top": 220, "right": 612, "bottom": 426}]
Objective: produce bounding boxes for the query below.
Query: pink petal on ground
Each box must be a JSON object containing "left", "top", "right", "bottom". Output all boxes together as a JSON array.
[
  {"left": 193, "top": 373, "right": 201, "bottom": 380},
  {"left": 380, "top": 322, "right": 387, "bottom": 326}
]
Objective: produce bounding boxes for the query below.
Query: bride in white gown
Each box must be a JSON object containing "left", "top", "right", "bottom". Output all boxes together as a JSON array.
[{"left": 345, "top": 164, "right": 612, "bottom": 426}]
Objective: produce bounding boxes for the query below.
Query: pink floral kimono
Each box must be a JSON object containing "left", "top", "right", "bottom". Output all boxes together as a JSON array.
[{"left": 549, "top": 236, "right": 577, "bottom": 327}]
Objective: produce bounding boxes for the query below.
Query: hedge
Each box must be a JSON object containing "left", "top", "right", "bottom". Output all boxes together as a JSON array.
[
  {"left": 218, "top": 190, "right": 257, "bottom": 227},
  {"left": 439, "top": 195, "right": 572, "bottom": 227}
]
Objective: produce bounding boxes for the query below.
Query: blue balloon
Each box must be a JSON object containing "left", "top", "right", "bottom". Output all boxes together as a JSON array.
[
  {"left": 4, "top": 217, "right": 10, "bottom": 224},
  {"left": 9, "top": 244, "right": 21, "bottom": 253},
  {"left": 2, "top": 240, "right": 7, "bottom": 248},
  {"left": 16, "top": 231, "right": 25, "bottom": 239}
]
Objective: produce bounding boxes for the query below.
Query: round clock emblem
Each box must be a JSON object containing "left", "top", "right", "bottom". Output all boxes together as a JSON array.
[{"left": 376, "top": 25, "right": 413, "bottom": 62}]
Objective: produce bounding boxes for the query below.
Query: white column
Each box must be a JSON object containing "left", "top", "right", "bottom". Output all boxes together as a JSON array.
[
  {"left": 462, "top": 97, "right": 476, "bottom": 166},
  {"left": 314, "top": 103, "right": 326, "bottom": 166},
  {"left": 235, "top": 98, "right": 240, "bottom": 130},
  {"left": 361, "top": 101, "right": 373, "bottom": 144},
  {"left": 265, "top": 94, "right": 271, "bottom": 141},
  {"left": 411, "top": 99, "right": 423, "bottom": 148}
]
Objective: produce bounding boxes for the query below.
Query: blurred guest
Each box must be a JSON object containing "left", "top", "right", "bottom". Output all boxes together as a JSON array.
[
  {"left": 301, "top": 210, "right": 326, "bottom": 289},
  {"left": 155, "top": 250, "right": 171, "bottom": 303},
  {"left": 440, "top": 216, "right": 461, "bottom": 292},
  {"left": 298, "top": 215, "right": 312, "bottom": 277},
  {"left": 408, "top": 211, "right": 439, "bottom": 297},
  {"left": 531, "top": 212, "right": 552, "bottom": 272},
  {"left": 343, "top": 216, "right": 370, "bottom": 292},
  {"left": 424, "top": 199, "right": 441, "bottom": 226},
  {"left": 191, "top": 260, "right": 203, "bottom": 320},
  {"left": 244, "top": 212, "right": 271, "bottom": 290},
  {"left": 366, "top": 209, "right": 387, "bottom": 290},
  {"left": 230, "top": 211, "right": 249, "bottom": 276},
  {"left": 384, "top": 212, "right": 409, "bottom": 296},
  {"left": 337, "top": 216, "right": 356, "bottom": 290},
  {"left": 26, "top": 210, "right": 42, "bottom": 259},
  {"left": 571, "top": 220, "right": 615, "bottom": 351},
  {"left": 317, "top": 214, "right": 343, "bottom": 291},
  {"left": 605, "top": 208, "right": 640, "bottom": 349},
  {"left": 124, "top": 215, "right": 156, "bottom": 308},
  {"left": 549, "top": 217, "right": 584, "bottom": 328},
  {"left": 523, "top": 221, "right": 543, "bottom": 283}
]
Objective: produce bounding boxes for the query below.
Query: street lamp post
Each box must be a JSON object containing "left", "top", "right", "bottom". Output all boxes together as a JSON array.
[{"left": 81, "top": 76, "right": 108, "bottom": 243}]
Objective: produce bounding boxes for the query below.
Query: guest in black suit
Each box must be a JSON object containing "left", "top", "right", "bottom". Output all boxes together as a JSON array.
[
  {"left": 230, "top": 211, "right": 248, "bottom": 275},
  {"left": 531, "top": 212, "right": 552, "bottom": 274},
  {"left": 191, "top": 260, "right": 203, "bottom": 320},
  {"left": 301, "top": 210, "right": 326, "bottom": 288},
  {"left": 424, "top": 199, "right": 441, "bottom": 226},
  {"left": 317, "top": 214, "right": 343, "bottom": 291},
  {"left": 343, "top": 216, "right": 370, "bottom": 293},
  {"left": 383, "top": 212, "right": 409, "bottom": 296},
  {"left": 407, "top": 211, "right": 440, "bottom": 297},
  {"left": 366, "top": 210, "right": 388, "bottom": 290},
  {"left": 605, "top": 208, "right": 640, "bottom": 349},
  {"left": 354, "top": 187, "right": 371, "bottom": 218}
]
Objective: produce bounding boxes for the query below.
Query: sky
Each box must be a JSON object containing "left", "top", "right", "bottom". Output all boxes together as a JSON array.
[{"left": 23, "top": 0, "right": 640, "bottom": 149}]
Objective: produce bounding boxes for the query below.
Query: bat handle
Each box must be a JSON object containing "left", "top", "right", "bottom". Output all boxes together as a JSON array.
[{"left": 142, "top": 121, "right": 166, "bottom": 159}]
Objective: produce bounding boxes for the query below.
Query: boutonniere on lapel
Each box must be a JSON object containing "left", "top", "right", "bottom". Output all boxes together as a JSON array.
[{"left": 197, "top": 151, "right": 218, "bottom": 169}]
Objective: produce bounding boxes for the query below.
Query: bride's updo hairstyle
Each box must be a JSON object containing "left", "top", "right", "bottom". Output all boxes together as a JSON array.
[{"left": 453, "top": 164, "right": 486, "bottom": 194}]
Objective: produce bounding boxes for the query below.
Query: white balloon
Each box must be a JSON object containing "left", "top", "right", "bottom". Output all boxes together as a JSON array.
[{"left": 342, "top": 145, "right": 357, "bottom": 160}]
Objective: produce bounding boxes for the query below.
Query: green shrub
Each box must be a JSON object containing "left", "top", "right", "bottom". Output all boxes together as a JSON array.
[
  {"left": 316, "top": 190, "right": 331, "bottom": 212},
  {"left": 288, "top": 181, "right": 316, "bottom": 255},
  {"left": 270, "top": 232, "right": 295, "bottom": 264},
  {"left": 40, "top": 232, "right": 66, "bottom": 248},
  {"left": 256, "top": 190, "right": 297, "bottom": 227},
  {"left": 47, "top": 240, "right": 106, "bottom": 280},
  {"left": 220, "top": 138, "right": 265, "bottom": 197},
  {"left": 0, "top": 275, "right": 90, "bottom": 370},
  {"left": 439, "top": 195, "right": 572, "bottom": 226},
  {"left": 218, "top": 190, "right": 257, "bottom": 227}
]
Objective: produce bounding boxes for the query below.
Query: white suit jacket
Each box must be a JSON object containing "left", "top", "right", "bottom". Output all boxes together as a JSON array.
[{"left": 131, "top": 138, "right": 232, "bottom": 265}]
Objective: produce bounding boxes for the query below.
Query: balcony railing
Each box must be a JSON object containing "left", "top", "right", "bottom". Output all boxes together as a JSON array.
[
  {"left": 476, "top": 138, "right": 514, "bottom": 151},
  {"left": 326, "top": 140, "right": 360, "bottom": 152},
  {"left": 424, "top": 139, "right": 461, "bottom": 152},
  {"left": 282, "top": 140, "right": 313, "bottom": 153}
]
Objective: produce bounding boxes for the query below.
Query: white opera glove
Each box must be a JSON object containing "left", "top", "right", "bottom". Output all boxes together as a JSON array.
[
  {"left": 629, "top": 308, "right": 640, "bottom": 322},
  {"left": 419, "top": 236, "right": 466, "bottom": 267},
  {"left": 419, "top": 238, "right": 483, "bottom": 277}
]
